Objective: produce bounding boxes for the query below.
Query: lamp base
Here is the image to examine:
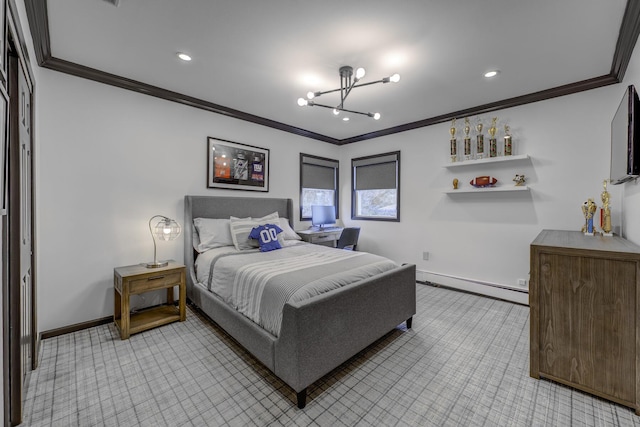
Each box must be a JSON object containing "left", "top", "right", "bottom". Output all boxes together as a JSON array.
[{"left": 146, "top": 260, "right": 169, "bottom": 268}]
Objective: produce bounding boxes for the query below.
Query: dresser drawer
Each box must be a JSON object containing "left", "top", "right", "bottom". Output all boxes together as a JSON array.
[{"left": 129, "top": 271, "right": 182, "bottom": 294}]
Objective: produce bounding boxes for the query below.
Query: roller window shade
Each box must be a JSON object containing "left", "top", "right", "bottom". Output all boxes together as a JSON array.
[
  {"left": 354, "top": 154, "right": 398, "bottom": 191},
  {"left": 301, "top": 156, "right": 338, "bottom": 190},
  {"left": 302, "top": 156, "right": 338, "bottom": 168}
]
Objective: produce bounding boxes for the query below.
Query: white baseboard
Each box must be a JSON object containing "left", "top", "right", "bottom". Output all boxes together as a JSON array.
[{"left": 417, "top": 269, "right": 529, "bottom": 306}]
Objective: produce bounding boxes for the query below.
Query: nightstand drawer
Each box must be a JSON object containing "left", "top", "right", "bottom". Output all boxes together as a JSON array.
[
  {"left": 311, "top": 234, "right": 335, "bottom": 243},
  {"left": 129, "top": 272, "right": 182, "bottom": 294}
]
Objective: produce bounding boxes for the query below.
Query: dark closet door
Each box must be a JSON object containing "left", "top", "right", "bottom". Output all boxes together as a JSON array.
[
  {"left": 6, "top": 49, "right": 33, "bottom": 426},
  {"left": 17, "top": 58, "right": 32, "bottom": 388}
]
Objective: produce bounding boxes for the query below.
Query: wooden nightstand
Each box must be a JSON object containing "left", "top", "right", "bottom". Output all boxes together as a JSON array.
[{"left": 113, "top": 261, "right": 186, "bottom": 339}]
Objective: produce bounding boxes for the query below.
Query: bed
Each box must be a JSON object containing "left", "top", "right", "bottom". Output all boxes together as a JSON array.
[{"left": 184, "top": 195, "right": 416, "bottom": 408}]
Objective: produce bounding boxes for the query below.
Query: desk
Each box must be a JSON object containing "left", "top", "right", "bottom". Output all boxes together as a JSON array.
[{"left": 296, "top": 228, "right": 343, "bottom": 247}]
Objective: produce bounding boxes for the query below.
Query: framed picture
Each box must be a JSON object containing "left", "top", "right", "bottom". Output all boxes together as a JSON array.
[{"left": 207, "top": 137, "right": 269, "bottom": 192}]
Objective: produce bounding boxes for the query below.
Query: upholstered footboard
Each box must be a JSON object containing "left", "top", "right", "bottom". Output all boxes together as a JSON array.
[{"left": 274, "top": 263, "right": 416, "bottom": 408}]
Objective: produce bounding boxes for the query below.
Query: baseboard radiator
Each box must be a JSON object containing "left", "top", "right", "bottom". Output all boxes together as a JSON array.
[{"left": 416, "top": 269, "right": 529, "bottom": 306}]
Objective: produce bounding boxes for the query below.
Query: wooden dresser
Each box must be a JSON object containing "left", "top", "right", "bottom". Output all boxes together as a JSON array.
[{"left": 530, "top": 229, "right": 640, "bottom": 414}]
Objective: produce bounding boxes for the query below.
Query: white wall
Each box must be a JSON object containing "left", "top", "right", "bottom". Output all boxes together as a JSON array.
[
  {"left": 339, "top": 79, "right": 625, "bottom": 303},
  {"left": 34, "top": 33, "right": 640, "bottom": 330},
  {"left": 34, "top": 68, "right": 339, "bottom": 332}
]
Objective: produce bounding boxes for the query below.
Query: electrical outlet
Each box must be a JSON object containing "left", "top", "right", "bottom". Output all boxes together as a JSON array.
[
  {"left": 422, "top": 251, "right": 430, "bottom": 261},
  {"left": 517, "top": 278, "right": 528, "bottom": 286}
]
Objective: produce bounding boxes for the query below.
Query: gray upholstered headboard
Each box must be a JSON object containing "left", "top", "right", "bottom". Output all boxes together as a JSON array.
[{"left": 183, "top": 195, "right": 294, "bottom": 290}]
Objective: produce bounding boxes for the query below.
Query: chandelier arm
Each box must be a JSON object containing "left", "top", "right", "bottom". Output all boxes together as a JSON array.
[
  {"left": 335, "top": 107, "right": 374, "bottom": 117},
  {"left": 342, "top": 78, "right": 359, "bottom": 106},
  {"left": 350, "top": 79, "right": 387, "bottom": 88},
  {"left": 308, "top": 102, "right": 374, "bottom": 118},
  {"left": 306, "top": 102, "right": 340, "bottom": 110},
  {"left": 312, "top": 87, "right": 342, "bottom": 98},
  {"left": 308, "top": 79, "right": 388, "bottom": 100}
]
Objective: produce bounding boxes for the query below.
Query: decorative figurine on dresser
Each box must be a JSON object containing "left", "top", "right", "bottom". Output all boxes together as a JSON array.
[
  {"left": 476, "top": 118, "right": 484, "bottom": 159},
  {"left": 488, "top": 117, "right": 498, "bottom": 157},
  {"left": 450, "top": 118, "right": 458, "bottom": 162},
  {"left": 601, "top": 179, "right": 613, "bottom": 236},
  {"left": 581, "top": 198, "right": 597, "bottom": 235}
]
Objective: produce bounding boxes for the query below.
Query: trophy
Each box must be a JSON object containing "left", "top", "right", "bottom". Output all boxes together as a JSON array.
[
  {"left": 581, "top": 198, "right": 597, "bottom": 235},
  {"left": 601, "top": 180, "right": 612, "bottom": 236},
  {"left": 476, "top": 119, "right": 484, "bottom": 159},
  {"left": 488, "top": 117, "right": 498, "bottom": 157},
  {"left": 463, "top": 117, "right": 471, "bottom": 160},
  {"left": 504, "top": 125, "right": 513, "bottom": 156},
  {"left": 450, "top": 119, "right": 457, "bottom": 162}
]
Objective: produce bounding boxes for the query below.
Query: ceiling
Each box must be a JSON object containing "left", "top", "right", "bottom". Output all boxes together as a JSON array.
[{"left": 24, "top": 0, "right": 639, "bottom": 144}]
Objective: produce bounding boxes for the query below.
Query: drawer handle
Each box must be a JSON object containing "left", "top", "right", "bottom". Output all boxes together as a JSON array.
[{"left": 148, "top": 276, "right": 165, "bottom": 281}]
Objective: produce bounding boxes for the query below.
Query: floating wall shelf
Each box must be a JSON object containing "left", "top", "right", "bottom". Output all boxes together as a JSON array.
[
  {"left": 443, "top": 154, "right": 530, "bottom": 168},
  {"left": 444, "top": 185, "right": 530, "bottom": 194}
]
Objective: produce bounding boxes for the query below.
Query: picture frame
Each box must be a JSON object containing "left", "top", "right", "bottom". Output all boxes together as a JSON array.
[{"left": 207, "top": 137, "right": 269, "bottom": 192}]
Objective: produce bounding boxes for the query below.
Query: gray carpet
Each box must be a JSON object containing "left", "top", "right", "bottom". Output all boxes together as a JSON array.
[{"left": 22, "top": 284, "right": 640, "bottom": 426}]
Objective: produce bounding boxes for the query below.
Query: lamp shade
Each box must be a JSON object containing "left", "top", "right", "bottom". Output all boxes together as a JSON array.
[
  {"left": 154, "top": 218, "right": 181, "bottom": 241},
  {"left": 147, "top": 215, "right": 181, "bottom": 268}
]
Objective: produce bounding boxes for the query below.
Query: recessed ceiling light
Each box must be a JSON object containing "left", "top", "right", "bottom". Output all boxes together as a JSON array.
[
  {"left": 484, "top": 70, "right": 500, "bottom": 78},
  {"left": 343, "top": 117, "right": 350, "bottom": 122},
  {"left": 177, "top": 53, "right": 192, "bottom": 62}
]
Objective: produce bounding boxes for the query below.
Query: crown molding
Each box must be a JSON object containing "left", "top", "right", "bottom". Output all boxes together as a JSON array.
[
  {"left": 339, "top": 74, "right": 619, "bottom": 145},
  {"left": 24, "top": 0, "right": 640, "bottom": 146},
  {"left": 611, "top": 0, "right": 640, "bottom": 81}
]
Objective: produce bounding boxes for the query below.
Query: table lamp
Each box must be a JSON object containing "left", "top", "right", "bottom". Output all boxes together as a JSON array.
[{"left": 146, "top": 215, "right": 181, "bottom": 268}]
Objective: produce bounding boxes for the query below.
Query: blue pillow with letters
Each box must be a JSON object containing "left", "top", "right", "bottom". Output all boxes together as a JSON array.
[{"left": 249, "top": 224, "right": 284, "bottom": 252}]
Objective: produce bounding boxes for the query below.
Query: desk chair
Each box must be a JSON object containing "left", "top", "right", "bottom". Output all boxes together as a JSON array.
[{"left": 337, "top": 227, "right": 360, "bottom": 251}]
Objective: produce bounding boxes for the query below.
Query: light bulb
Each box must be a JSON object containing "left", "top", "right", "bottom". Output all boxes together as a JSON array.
[
  {"left": 297, "top": 98, "right": 308, "bottom": 107},
  {"left": 355, "top": 67, "right": 366, "bottom": 80},
  {"left": 333, "top": 109, "right": 340, "bottom": 115},
  {"left": 484, "top": 70, "right": 499, "bottom": 78},
  {"left": 307, "top": 91, "right": 315, "bottom": 100},
  {"left": 373, "top": 113, "right": 381, "bottom": 120},
  {"left": 389, "top": 73, "right": 400, "bottom": 83},
  {"left": 177, "top": 53, "right": 192, "bottom": 61}
]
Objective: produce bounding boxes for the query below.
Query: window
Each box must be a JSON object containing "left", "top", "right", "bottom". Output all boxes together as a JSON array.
[
  {"left": 300, "top": 154, "right": 339, "bottom": 220},
  {"left": 352, "top": 151, "right": 400, "bottom": 221}
]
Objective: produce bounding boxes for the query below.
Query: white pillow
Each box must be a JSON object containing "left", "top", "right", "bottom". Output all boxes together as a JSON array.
[
  {"left": 279, "top": 218, "right": 301, "bottom": 240},
  {"left": 230, "top": 212, "right": 280, "bottom": 251},
  {"left": 193, "top": 218, "right": 233, "bottom": 252}
]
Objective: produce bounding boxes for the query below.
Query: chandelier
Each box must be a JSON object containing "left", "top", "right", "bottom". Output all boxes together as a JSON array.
[{"left": 297, "top": 66, "right": 400, "bottom": 120}]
